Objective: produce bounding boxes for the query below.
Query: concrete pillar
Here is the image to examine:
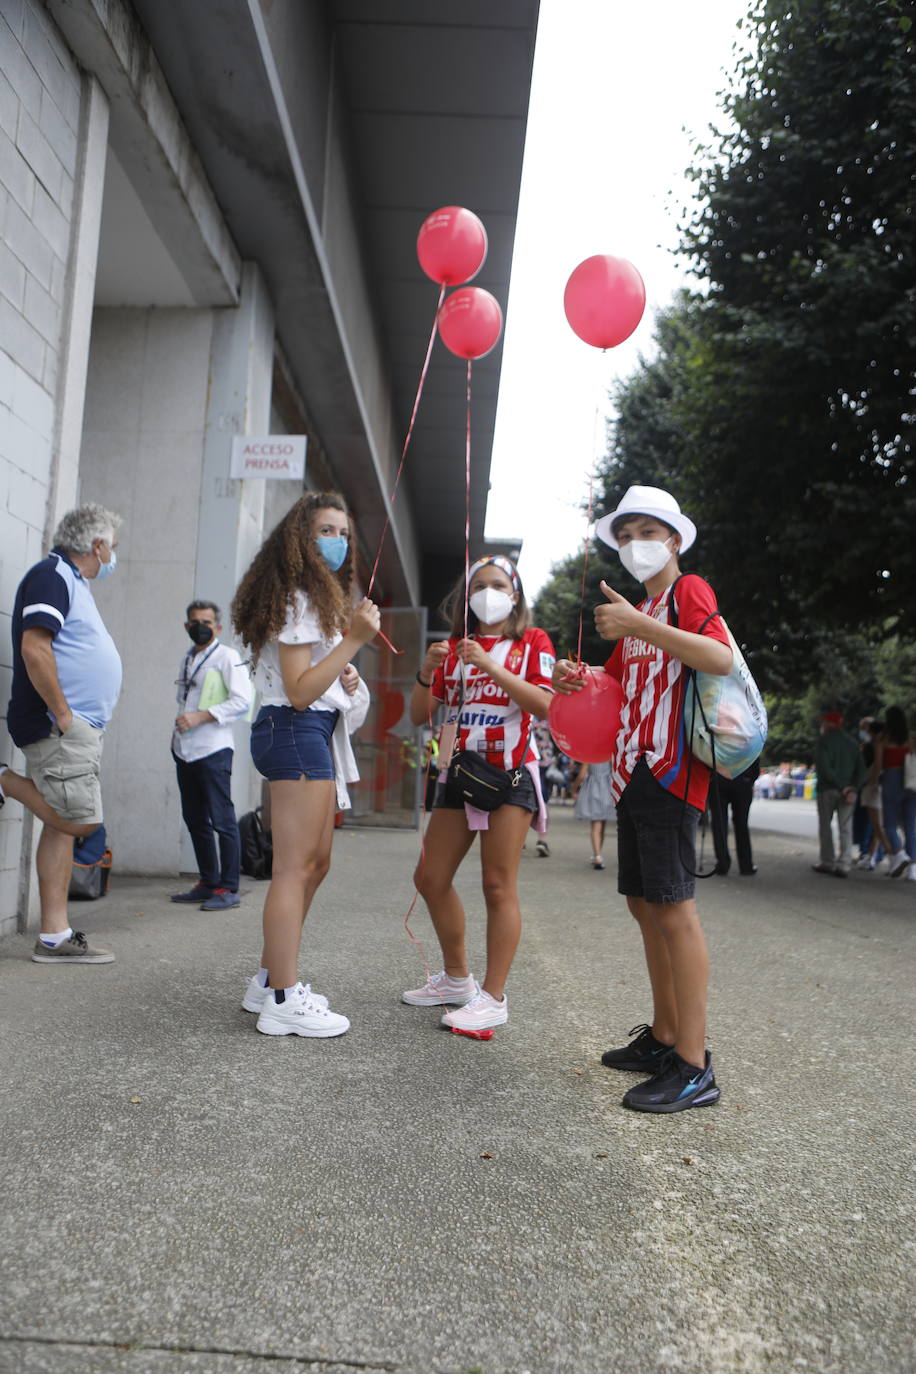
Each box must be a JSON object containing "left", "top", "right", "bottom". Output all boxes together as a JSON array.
[
  {"left": 46, "top": 74, "right": 110, "bottom": 540},
  {"left": 15, "top": 73, "right": 109, "bottom": 932},
  {"left": 193, "top": 261, "right": 276, "bottom": 826}
]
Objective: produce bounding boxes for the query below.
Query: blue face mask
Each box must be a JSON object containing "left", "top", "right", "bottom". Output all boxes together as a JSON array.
[
  {"left": 317, "top": 536, "right": 348, "bottom": 572},
  {"left": 95, "top": 547, "right": 117, "bottom": 580}
]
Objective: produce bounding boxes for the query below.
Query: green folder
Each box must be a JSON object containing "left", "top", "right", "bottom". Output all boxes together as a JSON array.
[{"left": 199, "top": 667, "right": 254, "bottom": 721}]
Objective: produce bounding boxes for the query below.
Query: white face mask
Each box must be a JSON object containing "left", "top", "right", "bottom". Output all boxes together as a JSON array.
[
  {"left": 618, "top": 538, "right": 674, "bottom": 582},
  {"left": 470, "top": 587, "right": 514, "bottom": 626}
]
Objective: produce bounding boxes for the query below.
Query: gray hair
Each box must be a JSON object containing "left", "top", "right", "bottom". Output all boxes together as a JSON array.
[{"left": 52, "top": 503, "right": 122, "bottom": 555}]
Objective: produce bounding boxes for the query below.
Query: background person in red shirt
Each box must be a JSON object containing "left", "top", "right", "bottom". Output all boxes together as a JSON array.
[{"left": 554, "top": 485, "right": 732, "bottom": 1113}]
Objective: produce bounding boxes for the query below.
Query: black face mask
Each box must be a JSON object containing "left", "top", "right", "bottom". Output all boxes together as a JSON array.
[{"left": 187, "top": 622, "right": 214, "bottom": 646}]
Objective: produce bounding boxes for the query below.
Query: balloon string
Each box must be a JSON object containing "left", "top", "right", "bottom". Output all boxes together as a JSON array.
[
  {"left": 403, "top": 707, "right": 437, "bottom": 981},
  {"left": 367, "top": 283, "right": 446, "bottom": 600},
  {"left": 575, "top": 468, "right": 595, "bottom": 665},
  {"left": 463, "top": 358, "right": 472, "bottom": 644},
  {"left": 404, "top": 357, "right": 474, "bottom": 977}
]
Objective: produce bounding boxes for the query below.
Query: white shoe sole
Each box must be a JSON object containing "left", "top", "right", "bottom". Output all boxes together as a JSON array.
[
  {"left": 31, "top": 951, "right": 114, "bottom": 964},
  {"left": 255, "top": 1012, "right": 350, "bottom": 1038}
]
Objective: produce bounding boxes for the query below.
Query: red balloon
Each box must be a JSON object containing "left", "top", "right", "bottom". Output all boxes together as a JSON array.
[
  {"left": 563, "top": 255, "right": 646, "bottom": 349},
  {"left": 437, "top": 287, "right": 503, "bottom": 360},
  {"left": 548, "top": 667, "right": 623, "bottom": 764},
  {"left": 417, "top": 206, "right": 488, "bottom": 286}
]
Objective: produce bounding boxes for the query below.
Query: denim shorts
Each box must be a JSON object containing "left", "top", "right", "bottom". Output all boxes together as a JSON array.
[
  {"left": 616, "top": 756, "right": 699, "bottom": 904},
  {"left": 250, "top": 705, "right": 338, "bottom": 782},
  {"left": 434, "top": 760, "right": 538, "bottom": 814}
]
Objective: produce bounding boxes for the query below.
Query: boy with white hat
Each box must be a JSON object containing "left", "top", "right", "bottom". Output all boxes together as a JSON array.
[{"left": 553, "top": 485, "right": 732, "bottom": 1112}]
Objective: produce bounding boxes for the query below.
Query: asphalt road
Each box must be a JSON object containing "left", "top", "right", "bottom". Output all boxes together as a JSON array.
[{"left": 1, "top": 804, "right": 913, "bottom": 1373}]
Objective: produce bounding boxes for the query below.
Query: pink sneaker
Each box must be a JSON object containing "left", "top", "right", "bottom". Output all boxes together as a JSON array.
[
  {"left": 401, "top": 970, "right": 477, "bottom": 1006},
  {"left": 442, "top": 988, "right": 508, "bottom": 1035}
]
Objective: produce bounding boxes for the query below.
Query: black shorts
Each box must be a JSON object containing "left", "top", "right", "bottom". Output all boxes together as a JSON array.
[
  {"left": 433, "top": 764, "right": 538, "bottom": 814},
  {"left": 616, "top": 756, "right": 699, "bottom": 904}
]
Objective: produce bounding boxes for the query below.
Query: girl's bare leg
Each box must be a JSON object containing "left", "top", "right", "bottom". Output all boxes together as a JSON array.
[
  {"left": 478, "top": 804, "right": 531, "bottom": 1000},
  {"left": 413, "top": 809, "right": 476, "bottom": 976},
  {"left": 259, "top": 778, "right": 337, "bottom": 989}
]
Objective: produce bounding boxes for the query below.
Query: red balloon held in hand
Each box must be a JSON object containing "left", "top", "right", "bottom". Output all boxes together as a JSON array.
[
  {"left": 548, "top": 667, "right": 623, "bottom": 764},
  {"left": 437, "top": 287, "right": 503, "bottom": 360},
  {"left": 563, "top": 255, "right": 646, "bottom": 349},
  {"left": 417, "top": 206, "right": 488, "bottom": 286}
]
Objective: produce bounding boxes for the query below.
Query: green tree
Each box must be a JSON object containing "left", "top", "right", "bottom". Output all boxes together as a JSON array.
[
  {"left": 678, "top": 0, "right": 916, "bottom": 649},
  {"left": 539, "top": 0, "right": 916, "bottom": 700}
]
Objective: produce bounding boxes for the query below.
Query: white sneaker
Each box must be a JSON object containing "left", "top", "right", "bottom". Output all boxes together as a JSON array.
[
  {"left": 441, "top": 988, "right": 508, "bottom": 1032},
  {"left": 401, "top": 969, "right": 477, "bottom": 1006},
  {"left": 905, "top": 864, "right": 916, "bottom": 882},
  {"left": 255, "top": 984, "right": 349, "bottom": 1037},
  {"left": 854, "top": 854, "right": 873, "bottom": 870},
  {"left": 242, "top": 977, "right": 329, "bottom": 1014},
  {"left": 888, "top": 850, "right": 909, "bottom": 877}
]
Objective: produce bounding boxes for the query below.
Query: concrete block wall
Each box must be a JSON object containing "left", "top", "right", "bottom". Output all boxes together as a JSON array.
[
  {"left": 79, "top": 306, "right": 215, "bottom": 875},
  {"left": 0, "top": 0, "right": 84, "bottom": 935}
]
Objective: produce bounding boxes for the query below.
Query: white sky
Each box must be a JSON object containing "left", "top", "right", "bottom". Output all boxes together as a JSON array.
[{"left": 486, "top": 0, "right": 751, "bottom": 597}]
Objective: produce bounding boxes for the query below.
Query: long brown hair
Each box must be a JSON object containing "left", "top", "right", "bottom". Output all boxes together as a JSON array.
[
  {"left": 231, "top": 492, "right": 354, "bottom": 658},
  {"left": 439, "top": 558, "right": 531, "bottom": 641}
]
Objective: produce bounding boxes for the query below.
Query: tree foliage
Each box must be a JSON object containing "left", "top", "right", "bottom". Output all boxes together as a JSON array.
[
  {"left": 676, "top": 0, "right": 916, "bottom": 654},
  {"left": 537, "top": 0, "right": 916, "bottom": 701}
]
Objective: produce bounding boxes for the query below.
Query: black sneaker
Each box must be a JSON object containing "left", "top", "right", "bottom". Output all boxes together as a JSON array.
[
  {"left": 622, "top": 1050, "right": 720, "bottom": 1113},
  {"left": 601, "top": 1022, "right": 674, "bottom": 1072}
]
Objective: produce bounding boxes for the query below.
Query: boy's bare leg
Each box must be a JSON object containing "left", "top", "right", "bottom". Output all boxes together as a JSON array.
[
  {"left": 627, "top": 896, "right": 678, "bottom": 1047},
  {"left": 634, "top": 895, "right": 709, "bottom": 1069}
]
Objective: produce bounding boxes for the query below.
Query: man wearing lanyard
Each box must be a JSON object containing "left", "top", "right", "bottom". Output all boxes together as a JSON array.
[{"left": 171, "top": 600, "right": 252, "bottom": 910}]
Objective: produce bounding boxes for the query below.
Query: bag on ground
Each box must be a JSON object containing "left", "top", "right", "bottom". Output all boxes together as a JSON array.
[
  {"left": 69, "top": 825, "right": 112, "bottom": 900},
  {"left": 239, "top": 808, "right": 272, "bottom": 878}
]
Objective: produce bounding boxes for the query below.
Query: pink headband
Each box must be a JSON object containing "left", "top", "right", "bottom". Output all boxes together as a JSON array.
[{"left": 468, "top": 555, "right": 520, "bottom": 590}]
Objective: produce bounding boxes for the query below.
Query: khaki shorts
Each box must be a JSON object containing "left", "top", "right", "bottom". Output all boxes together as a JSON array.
[{"left": 22, "top": 716, "right": 104, "bottom": 826}]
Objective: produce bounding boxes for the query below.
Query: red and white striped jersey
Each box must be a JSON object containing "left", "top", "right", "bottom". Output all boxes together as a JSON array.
[
  {"left": 432, "top": 627, "right": 556, "bottom": 770},
  {"left": 604, "top": 574, "right": 730, "bottom": 811}
]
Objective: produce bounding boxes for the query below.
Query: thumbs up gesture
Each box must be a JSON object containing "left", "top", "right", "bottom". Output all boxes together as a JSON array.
[{"left": 595, "top": 581, "right": 643, "bottom": 642}]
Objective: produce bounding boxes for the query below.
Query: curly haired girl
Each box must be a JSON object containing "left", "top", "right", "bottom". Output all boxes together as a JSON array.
[{"left": 233, "top": 492, "right": 379, "bottom": 1037}]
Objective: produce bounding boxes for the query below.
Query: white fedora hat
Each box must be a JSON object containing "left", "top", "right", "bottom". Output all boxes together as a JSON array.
[{"left": 595, "top": 484, "right": 697, "bottom": 553}]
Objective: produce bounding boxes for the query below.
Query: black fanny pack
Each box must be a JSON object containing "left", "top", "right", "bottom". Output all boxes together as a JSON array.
[{"left": 447, "top": 750, "right": 526, "bottom": 811}]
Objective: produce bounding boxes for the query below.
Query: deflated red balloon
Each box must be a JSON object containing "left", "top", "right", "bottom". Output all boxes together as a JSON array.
[
  {"left": 548, "top": 667, "right": 623, "bottom": 764},
  {"left": 563, "top": 255, "right": 646, "bottom": 349},
  {"left": 417, "top": 206, "right": 488, "bottom": 286},
  {"left": 437, "top": 287, "right": 503, "bottom": 360}
]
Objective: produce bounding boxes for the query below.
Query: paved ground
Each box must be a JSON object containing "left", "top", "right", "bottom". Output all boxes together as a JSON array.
[{"left": 0, "top": 805, "right": 914, "bottom": 1374}]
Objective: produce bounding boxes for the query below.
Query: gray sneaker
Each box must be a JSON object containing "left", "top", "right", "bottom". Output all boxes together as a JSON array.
[{"left": 31, "top": 930, "right": 114, "bottom": 964}]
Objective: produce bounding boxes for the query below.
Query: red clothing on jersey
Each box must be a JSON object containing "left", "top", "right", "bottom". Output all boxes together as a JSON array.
[
  {"left": 604, "top": 573, "right": 731, "bottom": 811},
  {"left": 432, "top": 627, "right": 556, "bottom": 770}
]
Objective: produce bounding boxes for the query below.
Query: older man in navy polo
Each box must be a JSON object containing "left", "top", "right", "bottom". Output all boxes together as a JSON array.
[{"left": 1, "top": 503, "right": 123, "bottom": 963}]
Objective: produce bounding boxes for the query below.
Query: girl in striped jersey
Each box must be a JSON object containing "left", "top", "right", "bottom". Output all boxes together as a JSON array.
[
  {"left": 554, "top": 487, "right": 732, "bottom": 1113},
  {"left": 404, "top": 556, "right": 556, "bottom": 1036}
]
